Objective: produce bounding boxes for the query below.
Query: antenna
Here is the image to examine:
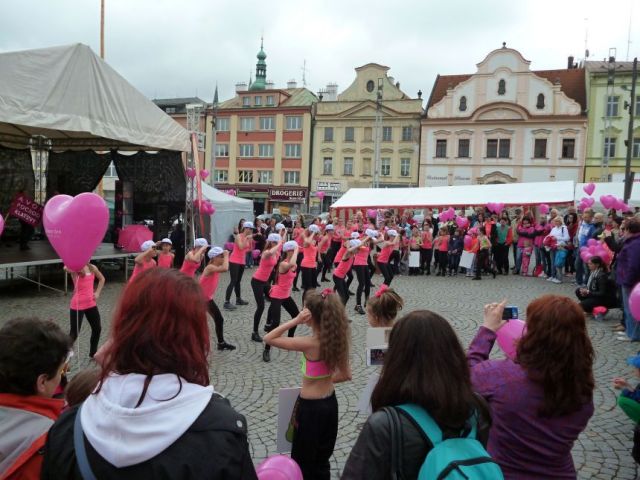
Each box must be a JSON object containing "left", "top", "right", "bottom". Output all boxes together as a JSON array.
[
  {"left": 301, "top": 59, "right": 309, "bottom": 87},
  {"left": 584, "top": 17, "right": 589, "bottom": 60}
]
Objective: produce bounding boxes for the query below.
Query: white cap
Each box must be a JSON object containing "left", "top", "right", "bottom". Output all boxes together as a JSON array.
[
  {"left": 325, "top": 224, "right": 335, "bottom": 231},
  {"left": 207, "top": 246, "right": 224, "bottom": 259},
  {"left": 350, "top": 232, "right": 360, "bottom": 239},
  {"left": 349, "top": 239, "right": 362, "bottom": 248},
  {"left": 194, "top": 238, "right": 208, "bottom": 248},
  {"left": 140, "top": 240, "right": 155, "bottom": 251},
  {"left": 387, "top": 229, "right": 398, "bottom": 237},
  {"left": 309, "top": 224, "right": 321, "bottom": 234},
  {"left": 267, "top": 233, "right": 281, "bottom": 243},
  {"left": 275, "top": 223, "right": 285, "bottom": 231},
  {"left": 160, "top": 238, "right": 172, "bottom": 245},
  {"left": 365, "top": 229, "right": 379, "bottom": 238},
  {"left": 243, "top": 221, "right": 254, "bottom": 229},
  {"left": 283, "top": 240, "right": 298, "bottom": 252}
]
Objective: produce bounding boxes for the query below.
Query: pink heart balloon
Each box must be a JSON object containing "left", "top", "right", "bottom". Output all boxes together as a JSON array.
[
  {"left": 583, "top": 183, "right": 596, "bottom": 196},
  {"left": 316, "top": 191, "right": 325, "bottom": 200},
  {"left": 200, "top": 169, "right": 210, "bottom": 180},
  {"left": 0, "top": 214, "right": 4, "bottom": 237},
  {"left": 43, "top": 193, "right": 109, "bottom": 272},
  {"left": 496, "top": 319, "right": 526, "bottom": 360},
  {"left": 456, "top": 216, "right": 469, "bottom": 229},
  {"left": 600, "top": 195, "right": 615, "bottom": 209},
  {"left": 629, "top": 283, "right": 640, "bottom": 321},
  {"left": 538, "top": 204, "right": 549, "bottom": 214},
  {"left": 583, "top": 197, "right": 595, "bottom": 207},
  {"left": 494, "top": 203, "right": 505, "bottom": 213},
  {"left": 186, "top": 167, "right": 196, "bottom": 179},
  {"left": 367, "top": 209, "right": 377, "bottom": 219}
]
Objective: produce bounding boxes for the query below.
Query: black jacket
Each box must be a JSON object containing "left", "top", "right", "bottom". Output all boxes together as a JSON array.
[
  {"left": 586, "top": 269, "right": 617, "bottom": 307},
  {"left": 41, "top": 394, "right": 258, "bottom": 480},
  {"left": 341, "top": 402, "right": 491, "bottom": 480}
]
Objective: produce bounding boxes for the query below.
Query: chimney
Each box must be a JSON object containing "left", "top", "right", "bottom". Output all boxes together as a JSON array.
[
  {"left": 322, "top": 83, "right": 338, "bottom": 101},
  {"left": 567, "top": 55, "right": 575, "bottom": 69},
  {"left": 235, "top": 82, "right": 247, "bottom": 93},
  {"left": 266, "top": 80, "right": 275, "bottom": 89},
  {"left": 396, "top": 81, "right": 400, "bottom": 89},
  {"left": 287, "top": 79, "right": 297, "bottom": 89},
  {"left": 388, "top": 76, "right": 395, "bottom": 85}
]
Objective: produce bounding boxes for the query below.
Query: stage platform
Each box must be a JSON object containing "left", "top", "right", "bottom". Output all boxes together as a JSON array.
[{"left": 0, "top": 241, "right": 134, "bottom": 293}]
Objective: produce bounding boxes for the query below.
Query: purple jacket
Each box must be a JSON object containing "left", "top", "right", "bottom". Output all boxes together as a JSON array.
[
  {"left": 468, "top": 327, "right": 594, "bottom": 480},
  {"left": 616, "top": 233, "right": 640, "bottom": 288}
]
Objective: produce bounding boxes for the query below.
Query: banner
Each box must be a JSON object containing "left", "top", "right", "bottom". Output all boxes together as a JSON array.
[
  {"left": 460, "top": 251, "right": 475, "bottom": 269},
  {"left": 8, "top": 194, "right": 43, "bottom": 226}
]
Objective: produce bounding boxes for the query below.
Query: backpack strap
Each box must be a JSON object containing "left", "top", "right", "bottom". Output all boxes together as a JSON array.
[
  {"left": 397, "top": 404, "right": 478, "bottom": 445},
  {"left": 383, "top": 406, "right": 405, "bottom": 480},
  {"left": 73, "top": 404, "right": 97, "bottom": 480}
]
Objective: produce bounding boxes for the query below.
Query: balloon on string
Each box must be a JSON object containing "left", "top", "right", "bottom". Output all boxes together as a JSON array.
[
  {"left": 538, "top": 204, "right": 549, "bottom": 214},
  {"left": 256, "top": 455, "right": 303, "bottom": 480},
  {"left": 463, "top": 235, "right": 472, "bottom": 249},
  {"left": 583, "top": 183, "right": 596, "bottom": 196},
  {"left": 456, "top": 216, "right": 469, "bottom": 229},
  {"left": 316, "top": 191, "right": 325, "bottom": 200},
  {"left": 629, "top": 283, "right": 640, "bottom": 321},
  {"left": 581, "top": 197, "right": 595, "bottom": 208},
  {"left": 43, "top": 193, "right": 109, "bottom": 272},
  {"left": 599, "top": 195, "right": 615, "bottom": 209},
  {"left": 186, "top": 167, "right": 197, "bottom": 179},
  {"left": 200, "top": 169, "right": 210, "bottom": 180},
  {"left": 0, "top": 213, "right": 4, "bottom": 237},
  {"left": 496, "top": 319, "right": 526, "bottom": 360},
  {"left": 366, "top": 209, "right": 377, "bottom": 219}
]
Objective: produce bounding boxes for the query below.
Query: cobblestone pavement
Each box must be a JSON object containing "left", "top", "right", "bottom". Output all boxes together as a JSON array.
[{"left": 1, "top": 267, "right": 638, "bottom": 479}]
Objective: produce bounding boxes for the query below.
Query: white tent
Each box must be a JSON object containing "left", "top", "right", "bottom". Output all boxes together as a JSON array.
[
  {"left": 0, "top": 43, "right": 190, "bottom": 151},
  {"left": 201, "top": 182, "right": 254, "bottom": 246},
  {"left": 575, "top": 182, "right": 640, "bottom": 208},
  {"left": 331, "top": 181, "right": 576, "bottom": 210}
]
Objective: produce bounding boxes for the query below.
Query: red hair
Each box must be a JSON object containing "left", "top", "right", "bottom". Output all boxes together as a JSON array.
[{"left": 98, "top": 268, "right": 210, "bottom": 391}]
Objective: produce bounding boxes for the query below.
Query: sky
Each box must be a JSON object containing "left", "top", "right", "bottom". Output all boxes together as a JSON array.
[{"left": 1, "top": 0, "right": 639, "bottom": 105}]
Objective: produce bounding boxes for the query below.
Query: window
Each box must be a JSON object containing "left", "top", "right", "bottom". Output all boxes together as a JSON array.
[
  {"left": 534, "top": 138, "right": 547, "bottom": 158},
  {"left": 487, "top": 139, "right": 510, "bottom": 158},
  {"left": 214, "top": 169, "right": 228, "bottom": 183},
  {"left": 498, "top": 139, "right": 511, "bottom": 158},
  {"left": 240, "top": 117, "right": 254, "bottom": 131},
  {"left": 266, "top": 95, "right": 274, "bottom": 106},
  {"left": 242, "top": 96, "right": 250, "bottom": 107},
  {"left": 634, "top": 138, "right": 640, "bottom": 158},
  {"left": 259, "top": 116, "right": 275, "bottom": 130},
  {"left": 400, "top": 158, "right": 411, "bottom": 177},
  {"left": 165, "top": 107, "right": 176, "bottom": 114},
  {"left": 381, "top": 158, "right": 391, "bottom": 176},
  {"left": 285, "top": 116, "right": 302, "bottom": 130},
  {"left": 458, "top": 139, "right": 470, "bottom": 158},
  {"left": 239, "top": 144, "right": 254, "bottom": 157},
  {"left": 284, "top": 171, "right": 300, "bottom": 184},
  {"left": 364, "top": 127, "right": 373, "bottom": 142},
  {"left": 215, "top": 143, "right": 229, "bottom": 157},
  {"left": 284, "top": 144, "right": 302, "bottom": 158},
  {"left": 324, "top": 127, "right": 334, "bottom": 142},
  {"left": 343, "top": 157, "right": 353, "bottom": 175},
  {"left": 257, "top": 170, "right": 272, "bottom": 184},
  {"left": 238, "top": 170, "right": 253, "bottom": 183},
  {"left": 344, "top": 127, "right": 354, "bottom": 142},
  {"left": 635, "top": 95, "right": 640, "bottom": 116},
  {"left": 216, "top": 117, "right": 229, "bottom": 131},
  {"left": 435, "top": 139, "right": 447, "bottom": 158},
  {"left": 366, "top": 80, "right": 375, "bottom": 92},
  {"left": 104, "top": 162, "right": 117, "bottom": 178},
  {"left": 562, "top": 139, "right": 575, "bottom": 159},
  {"left": 604, "top": 137, "right": 616, "bottom": 157},
  {"left": 536, "top": 93, "right": 545, "bottom": 110},
  {"left": 258, "top": 144, "right": 274, "bottom": 157},
  {"left": 459, "top": 96, "right": 467, "bottom": 112},
  {"left": 382, "top": 126, "right": 392, "bottom": 142},
  {"left": 363, "top": 157, "right": 371, "bottom": 176},
  {"left": 323, "top": 157, "right": 333, "bottom": 175},
  {"left": 498, "top": 79, "right": 506, "bottom": 95},
  {"left": 402, "top": 126, "right": 413, "bottom": 141},
  {"left": 606, "top": 96, "right": 619, "bottom": 117},
  {"left": 254, "top": 96, "right": 262, "bottom": 106}
]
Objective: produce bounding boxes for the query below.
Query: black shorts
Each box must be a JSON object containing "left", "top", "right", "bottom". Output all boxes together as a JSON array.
[{"left": 300, "top": 266, "right": 318, "bottom": 289}]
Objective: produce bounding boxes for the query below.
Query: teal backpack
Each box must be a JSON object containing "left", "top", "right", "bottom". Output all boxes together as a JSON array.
[{"left": 389, "top": 404, "right": 504, "bottom": 480}]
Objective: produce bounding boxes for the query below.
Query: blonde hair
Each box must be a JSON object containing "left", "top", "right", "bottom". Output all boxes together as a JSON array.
[
  {"left": 367, "top": 288, "right": 404, "bottom": 327},
  {"left": 305, "top": 292, "right": 350, "bottom": 373}
]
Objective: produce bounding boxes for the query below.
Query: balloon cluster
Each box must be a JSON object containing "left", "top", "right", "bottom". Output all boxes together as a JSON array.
[
  {"left": 366, "top": 208, "right": 377, "bottom": 219},
  {"left": 201, "top": 200, "right": 215, "bottom": 215},
  {"left": 579, "top": 238, "right": 612, "bottom": 264},
  {"left": 600, "top": 195, "right": 630, "bottom": 212},
  {"left": 455, "top": 216, "right": 469, "bottom": 229},
  {"left": 439, "top": 207, "right": 455, "bottom": 222},
  {"left": 486, "top": 202, "right": 505, "bottom": 214},
  {"left": 538, "top": 204, "right": 550, "bottom": 214},
  {"left": 186, "top": 167, "right": 196, "bottom": 179}
]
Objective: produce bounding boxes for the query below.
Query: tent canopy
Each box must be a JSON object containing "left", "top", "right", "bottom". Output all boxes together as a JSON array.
[
  {"left": 331, "top": 181, "right": 576, "bottom": 210},
  {"left": 0, "top": 43, "right": 190, "bottom": 151},
  {"left": 201, "top": 182, "right": 254, "bottom": 246}
]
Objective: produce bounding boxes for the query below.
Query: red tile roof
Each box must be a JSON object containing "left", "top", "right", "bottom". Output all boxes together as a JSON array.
[{"left": 427, "top": 68, "right": 586, "bottom": 113}]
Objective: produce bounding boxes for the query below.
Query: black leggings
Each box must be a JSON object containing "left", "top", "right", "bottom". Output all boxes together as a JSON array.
[
  {"left": 207, "top": 300, "right": 225, "bottom": 343},
  {"left": 319, "top": 253, "right": 332, "bottom": 281},
  {"left": 420, "top": 248, "right": 432, "bottom": 273},
  {"left": 293, "top": 252, "right": 304, "bottom": 288},
  {"left": 333, "top": 275, "right": 349, "bottom": 305},
  {"left": 436, "top": 251, "right": 448, "bottom": 273},
  {"left": 354, "top": 264, "right": 370, "bottom": 306},
  {"left": 264, "top": 297, "right": 299, "bottom": 351},
  {"left": 390, "top": 250, "right": 401, "bottom": 274},
  {"left": 69, "top": 307, "right": 101, "bottom": 357},
  {"left": 378, "top": 261, "right": 394, "bottom": 286},
  {"left": 291, "top": 392, "right": 339, "bottom": 480},
  {"left": 251, "top": 278, "right": 270, "bottom": 333},
  {"left": 225, "top": 262, "right": 245, "bottom": 302}
]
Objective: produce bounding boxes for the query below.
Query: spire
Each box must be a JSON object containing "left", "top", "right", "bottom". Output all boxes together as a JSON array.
[
  {"left": 212, "top": 83, "right": 219, "bottom": 109},
  {"left": 249, "top": 38, "right": 267, "bottom": 91}
]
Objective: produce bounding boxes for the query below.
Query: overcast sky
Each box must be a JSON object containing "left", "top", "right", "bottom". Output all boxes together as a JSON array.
[{"left": 1, "top": 0, "right": 638, "bottom": 104}]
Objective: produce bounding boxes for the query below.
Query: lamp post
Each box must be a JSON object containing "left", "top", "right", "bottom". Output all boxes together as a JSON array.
[
  {"left": 373, "top": 78, "right": 383, "bottom": 189},
  {"left": 623, "top": 57, "right": 637, "bottom": 203}
]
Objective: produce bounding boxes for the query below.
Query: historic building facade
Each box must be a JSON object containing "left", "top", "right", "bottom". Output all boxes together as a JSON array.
[
  {"left": 584, "top": 60, "right": 640, "bottom": 183},
  {"left": 311, "top": 63, "right": 422, "bottom": 212},
  {"left": 420, "top": 45, "right": 587, "bottom": 187}
]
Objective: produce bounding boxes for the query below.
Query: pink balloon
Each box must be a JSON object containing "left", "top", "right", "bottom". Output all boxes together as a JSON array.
[
  {"left": 366, "top": 209, "right": 377, "bottom": 219},
  {"left": 0, "top": 214, "right": 4, "bottom": 237},
  {"left": 600, "top": 195, "right": 614, "bottom": 209},
  {"left": 485, "top": 202, "right": 495, "bottom": 214},
  {"left": 463, "top": 235, "right": 472, "bottom": 249},
  {"left": 629, "top": 283, "right": 640, "bottom": 321},
  {"left": 468, "top": 227, "right": 478, "bottom": 236},
  {"left": 200, "top": 169, "right": 210, "bottom": 179},
  {"left": 496, "top": 319, "right": 526, "bottom": 360},
  {"left": 224, "top": 241, "right": 234, "bottom": 251},
  {"left": 538, "top": 204, "right": 550, "bottom": 214},
  {"left": 316, "top": 191, "right": 325, "bottom": 200},
  {"left": 583, "top": 183, "right": 596, "bottom": 196},
  {"left": 43, "top": 193, "right": 109, "bottom": 272},
  {"left": 582, "top": 197, "right": 595, "bottom": 208},
  {"left": 586, "top": 238, "right": 598, "bottom": 247},
  {"left": 256, "top": 455, "right": 303, "bottom": 480},
  {"left": 252, "top": 249, "right": 261, "bottom": 259},
  {"left": 456, "top": 216, "right": 469, "bottom": 229}
]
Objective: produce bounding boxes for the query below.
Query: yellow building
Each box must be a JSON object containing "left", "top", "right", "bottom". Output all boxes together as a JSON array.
[{"left": 311, "top": 63, "right": 423, "bottom": 212}]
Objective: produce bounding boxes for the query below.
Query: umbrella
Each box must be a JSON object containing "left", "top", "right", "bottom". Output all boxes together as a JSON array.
[{"left": 118, "top": 225, "right": 153, "bottom": 252}]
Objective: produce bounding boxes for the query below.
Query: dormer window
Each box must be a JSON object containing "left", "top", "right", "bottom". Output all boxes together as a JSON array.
[
  {"left": 536, "top": 93, "right": 545, "bottom": 110},
  {"left": 242, "top": 96, "right": 250, "bottom": 107},
  {"left": 459, "top": 96, "right": 467, "bottom": 112},
  {"left": 498, "top": 79, "right": 506, "bottom": 95},
  {"left": 366, "top": 80, "right": 375, "bottom": 92}
]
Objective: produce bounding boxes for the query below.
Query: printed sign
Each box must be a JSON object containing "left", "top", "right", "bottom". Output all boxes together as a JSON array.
[
  {"left": 357, "top": 372, "right": 380, "bottom": 415},
  {"left": 409, "top": 251, "right": 420, "bottom": 268},
  {"left": 276, "top": 387, "right": 301, "bottom": 453},
  {"left": 8, "top": 195, "right": 43, "bottom": 227},
  {"left": 269, "top": 188, "right": 307, "bottom": 201},
  {"left": 460, "top": 251, "right": 475, "bottom": 269}
]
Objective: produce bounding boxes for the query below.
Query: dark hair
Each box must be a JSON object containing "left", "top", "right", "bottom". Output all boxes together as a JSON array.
[
  {"left": 517, "top": 295, "right": 594, "bottom": 416},
  {"left": 367, "top": 288, "right": 404, "bottom": 327},
  {"left": 479, "top": 227, "right": 486, "bottom": 235},
  {"left": 65, "top": 368, "right": 100, "bottom": 407},
  {"left": 589, "top": 256, "right": 604, "bottom": 267},
  {"left": 371, "top": 311, "right": 479, "bottom": 429},
  {"left": 627, "top": 217, "right": 640, "bottom": 234},
  {"left": 0, "top": 317, "right": 71, "bottom": 395}
]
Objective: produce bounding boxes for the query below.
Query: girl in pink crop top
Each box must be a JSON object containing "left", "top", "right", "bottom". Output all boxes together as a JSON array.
[
  {"left": 180, "top": 243, "right": 208, "bottom": 278},
  {"left": 66, "top": 263, "right": 105, "bottom": 358},
  {"left": 263, "top": 290, "right": 351, "bottom": 480},
  {"left": 157, "top": 239, "right": 174, "bottom": 268},
  {"left": 130, "top": 242, "right": 158, "bottom": 283}
]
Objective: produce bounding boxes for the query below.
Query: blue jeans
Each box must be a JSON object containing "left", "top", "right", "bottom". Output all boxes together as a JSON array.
[
  {"left": 623, "top": 287, "right": 640, "bottom": 340},
  {"left": 514, "top": 247, "right": 523, "bottom": 274}
]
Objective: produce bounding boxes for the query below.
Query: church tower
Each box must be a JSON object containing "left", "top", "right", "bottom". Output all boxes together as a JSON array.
[{"left": 249, "top": 38, "right": 267, "bottom": 91}]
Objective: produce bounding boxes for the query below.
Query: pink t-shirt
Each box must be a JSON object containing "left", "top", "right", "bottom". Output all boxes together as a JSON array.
[
  {"left": 270, "top": 266, "right": 296, "bottom": 299},
  {"left": 319, "top": 236, "right": 331, "bottom": 254},
  {"left": 130, "top": 259, "right": 156, "bottom": 282},
  {"left": 199, "top": 271, "right": 220, "bottom": 301},
  {"left": 421, "top": 231, "right": 433, "bottom": 249},
  {"left": 253, "top": 250, "right": 279, "bottom": 282},
  {"left": 157, "top": 253, "right": 173, "bottom": 268},
  {"left": 354, "top": 245, "right": 370, "bottom": 266},
  {"left": 70, "top": 273, "right": 96, "bottom": 310},
  {"left": 293, "top": 228, "right": 305, "bottom": 246},
  {"left": 301, "top": 243, "right": 318, "bottom": 268},
  {"left": 180, "top": 258, "right": 200, "bottom": 277},
  {"left": 377, "top": 244, "right": 394, "bottom": 264},
  {"left": 230, "top": 235, "right": 250, "bottom": 264},
  {"left": 334, "top": 256, "right": 354, "bottom": 279},
  {"left": 334, "top": 245, "right": 346, "bottom": 263}
]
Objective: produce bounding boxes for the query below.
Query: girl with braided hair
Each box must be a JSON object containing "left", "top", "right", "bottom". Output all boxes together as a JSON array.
[{"left": 264, "top": 289, "right": 351, "bottom": 480}]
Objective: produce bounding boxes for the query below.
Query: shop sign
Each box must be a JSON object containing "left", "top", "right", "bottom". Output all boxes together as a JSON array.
[
  {"left": 316, "top": 181, "right": 342, "bottom": 192},
  {"left": 269, "top": 188, "right": 307, "bottom": 201}
]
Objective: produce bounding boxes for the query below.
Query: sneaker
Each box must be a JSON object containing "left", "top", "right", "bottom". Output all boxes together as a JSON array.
[
  {"left": 355, "top": 305, "right": 365, "bottom": 315},
  {"left": 217, "top": 342, "right": 236, "bottom": 351},
  {"left": 263, "top": 322, "right": 272, "bottom": 332},
  {"left": 551, "top": 278, "right": 562, "bottom": 284},
  {"left": 546, "top": 277, "right": 554, "bottom": 282},
  {"left": 223, "top": 301, "right": 236, "bottom": 311},
  {"left": 262, "top": 349, "right": 271, "bottom": 362},
  {"left": 539, "top": 273, "right": 547, "bottom": 279},
  {"left": 617, "top": 337, "right": 632, "bottom": 342},
  {"left": 236, "top": 299, "right": 249, "bottom": 306},
  {"left": 251, "top": 332, "right": 262, "bottom": 342}
]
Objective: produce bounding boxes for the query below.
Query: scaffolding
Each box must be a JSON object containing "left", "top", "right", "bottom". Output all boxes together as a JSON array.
[{"left": 185, "top": 103, "right": 204, "bottom": 250}]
